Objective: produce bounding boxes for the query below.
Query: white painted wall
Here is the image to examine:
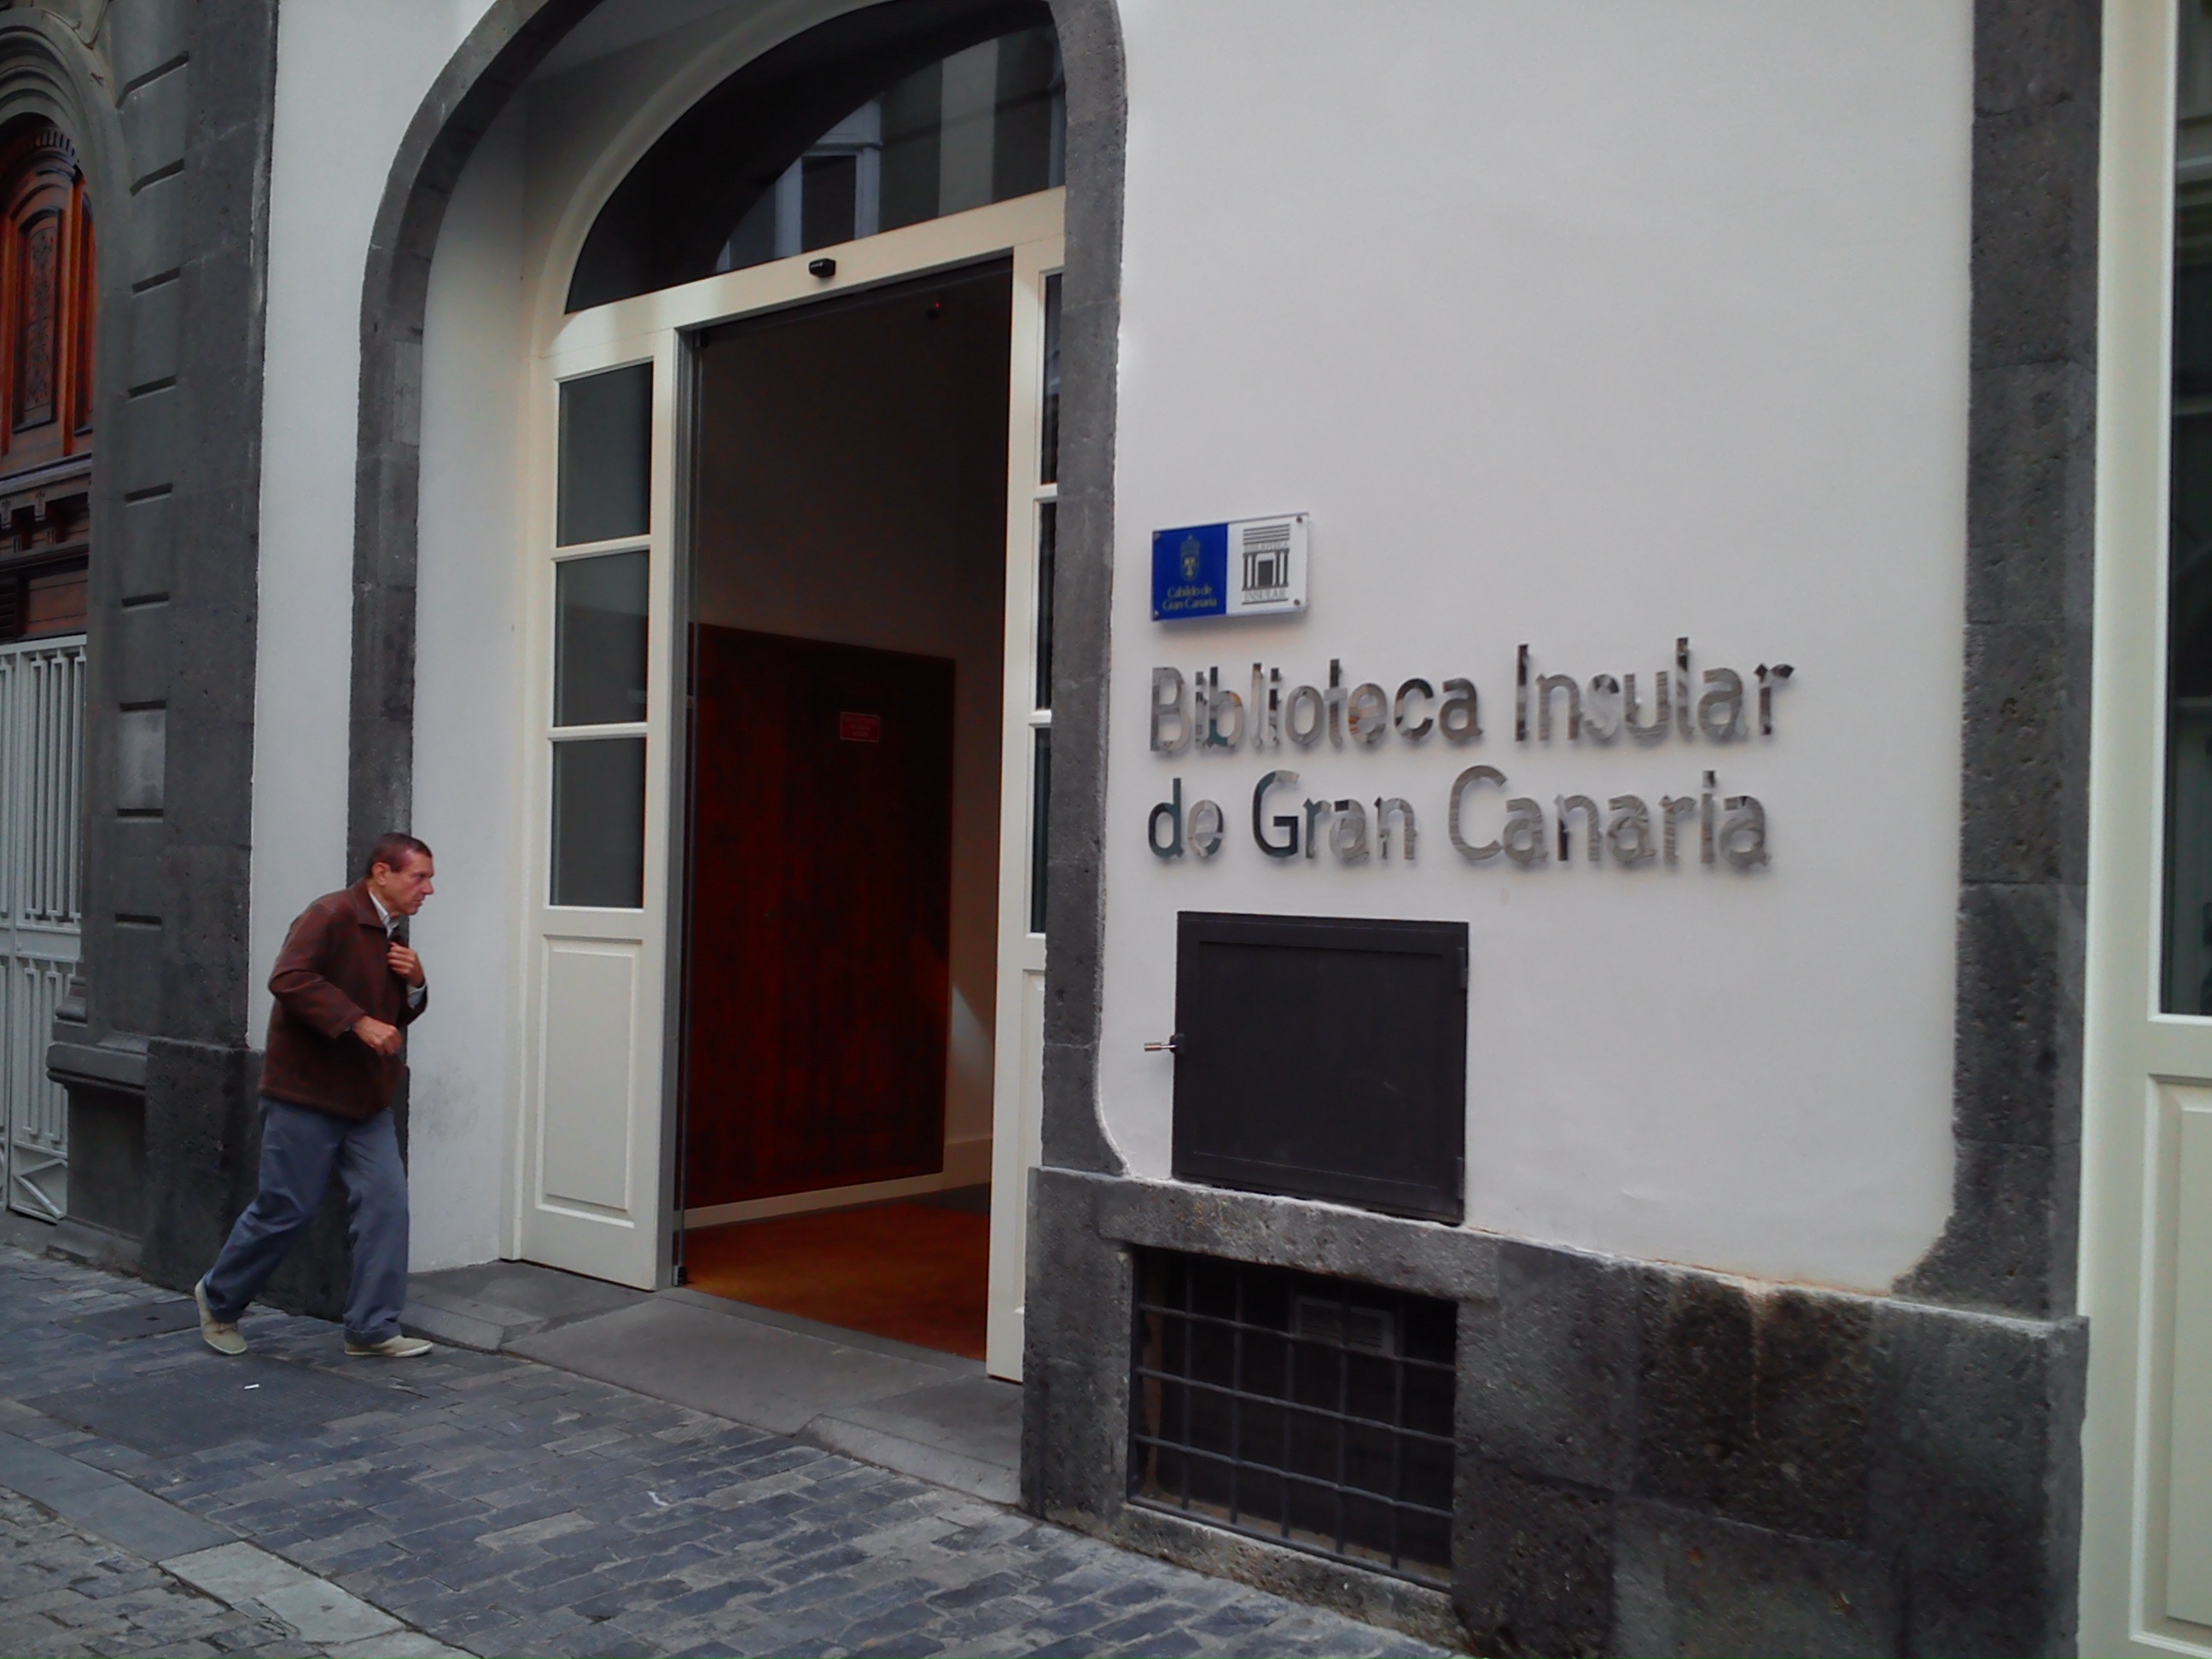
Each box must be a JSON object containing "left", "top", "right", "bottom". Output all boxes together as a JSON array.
[
  {"left": 249, "top": 0, "right": 499, "bottom": 1044},
  {"left": 263, "top": 0, "right": 1975, "bottom": 1293},
  {"left": 408, "top": 102, "right": 527, "bottom": 1270},
  {"left": 259, "top": 0, "right": 883, "bottom": 1271},
  {"left": 1099, "top": 0, "right": 1973, "bottom": 1292},
  {"left": 253, "top": 0, "right": 506, "bottom": 1267}
]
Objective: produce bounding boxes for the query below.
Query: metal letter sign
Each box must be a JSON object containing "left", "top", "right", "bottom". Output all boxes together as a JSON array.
[{"left": 1152, "top": 515, "right": 1308, "bottom": 621}]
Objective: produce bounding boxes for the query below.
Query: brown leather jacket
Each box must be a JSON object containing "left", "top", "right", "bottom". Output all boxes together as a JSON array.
[{"left": 261, "top": 881, "right": 428, "bottom": 1121}]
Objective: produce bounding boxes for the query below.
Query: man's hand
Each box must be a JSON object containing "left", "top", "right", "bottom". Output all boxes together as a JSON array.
[
  {"left": 353, "top": 1016, "right": 402, "bottom": 1057},
  {"left": 387, "top": 943, "right": 424, "bottom": 987}
]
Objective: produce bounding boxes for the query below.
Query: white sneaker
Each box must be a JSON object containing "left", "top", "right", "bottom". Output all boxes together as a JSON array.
[
  {"left": 193, "top": 1280, "right": 247, "bottom": 1357},
  {"left": 344, "top": 1334, "right": 433, "bottom": 1358}
]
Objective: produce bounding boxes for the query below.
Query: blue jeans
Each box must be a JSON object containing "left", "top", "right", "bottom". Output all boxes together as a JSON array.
[{"left": 201, "top": 1097, "right": 409, "bottom": 1344}]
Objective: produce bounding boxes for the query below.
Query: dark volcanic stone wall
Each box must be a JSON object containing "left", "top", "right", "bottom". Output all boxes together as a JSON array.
[
  {"left": 1026, "top": 1171, "right": 2087, "bottom": 1656},
  {"left": 31, "top": 0, "right": 297, "bottom": 1301}
]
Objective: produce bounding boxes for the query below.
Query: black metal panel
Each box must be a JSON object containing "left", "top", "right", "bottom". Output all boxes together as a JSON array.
[{"left": 1171, "top": 912, "right": 1466, "bottom": 1223}]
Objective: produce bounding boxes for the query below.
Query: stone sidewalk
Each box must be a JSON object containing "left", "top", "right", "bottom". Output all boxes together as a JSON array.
[
  {"left": 0, "top": 1244, "right": 1449, "bottom": 1658},
  {"left": 0, "top": 1485, "right": 463, "bottom": 1658},
  {"left": 0, "top": 1478, "right": 271, "bottom": 1659}
]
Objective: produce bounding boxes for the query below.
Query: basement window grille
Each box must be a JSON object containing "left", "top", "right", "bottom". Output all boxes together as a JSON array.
[{"left": 1129, "top": 1250, "right": 1455, "bottom": 1586}]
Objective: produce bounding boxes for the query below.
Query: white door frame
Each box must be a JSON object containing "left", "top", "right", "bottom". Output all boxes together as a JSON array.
[
  {"left": 987, "top": 235, "right": 1062, "bottom": 1380},
  {"left": 2082, "top": 3, "right": 2212, "bottom": 1650},
  {"left": 512, "top": 192, "right": 1065, "bottom": 1335}
]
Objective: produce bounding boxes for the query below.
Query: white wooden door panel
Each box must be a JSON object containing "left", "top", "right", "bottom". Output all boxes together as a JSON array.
[
  {"left": 513, "top": 333, "right": 675, "bottom": 1291},
  {"left": 537, "top": 940, "right": 639, "bottom": 1219},
  {"left": 2160, "top": 1086, "right": 2212, "bottom": 1629}
]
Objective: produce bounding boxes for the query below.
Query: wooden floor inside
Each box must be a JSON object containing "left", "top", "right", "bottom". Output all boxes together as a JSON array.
[{"left": 682, "top": 1198, "right": 991, "bottom": 1360}]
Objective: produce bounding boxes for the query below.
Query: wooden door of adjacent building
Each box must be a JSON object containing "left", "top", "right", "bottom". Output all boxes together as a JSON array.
[{"left": 685, "top": 626, "right": 954, "bottom": 1206}]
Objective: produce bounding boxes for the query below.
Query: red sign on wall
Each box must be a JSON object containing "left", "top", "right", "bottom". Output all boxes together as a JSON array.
[{"left": 838, "top": 711, "right": 882, "bottom": 743}]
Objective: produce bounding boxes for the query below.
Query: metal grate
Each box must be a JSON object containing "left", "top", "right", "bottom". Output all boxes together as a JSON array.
[
  {"left": 0, "top": 634, "right": 84, "bottom": 1220},
  {"left": 1129, "top": 1250, "right": 1455, "bottom": 1586}
]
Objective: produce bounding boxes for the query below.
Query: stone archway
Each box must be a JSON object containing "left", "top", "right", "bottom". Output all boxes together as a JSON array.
[{"left": 346, "top": 0, "right": 1129, "bottom": 1188}]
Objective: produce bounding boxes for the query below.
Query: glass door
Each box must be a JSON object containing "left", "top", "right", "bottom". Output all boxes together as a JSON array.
[
  {"left": 2083, "top": 3, "right": 2212, "bottom": 1648},
  {"left": 987, "top": 247, "right": 1062, "bottom": 1380},
  {"left": 515, "top": 348, "right": 676, "bottom": 1289},
  {"left": 515, "top": 190, "right": 1064, "bottom": 1296}
]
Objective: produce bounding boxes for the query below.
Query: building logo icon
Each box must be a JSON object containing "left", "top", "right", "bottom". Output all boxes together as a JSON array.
[{"left": 1240, "top": 521, "right": 1291, "bottom": 602}]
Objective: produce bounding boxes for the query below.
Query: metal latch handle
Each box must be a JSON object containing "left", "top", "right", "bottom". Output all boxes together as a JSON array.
[{"left": 1144, "top": 1033, "right": 1184, "bottom": 1054}]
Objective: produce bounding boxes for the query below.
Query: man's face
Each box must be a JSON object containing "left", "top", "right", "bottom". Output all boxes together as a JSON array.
[{"left": 370, "top": 851, "right": 436, "bottom": 917}]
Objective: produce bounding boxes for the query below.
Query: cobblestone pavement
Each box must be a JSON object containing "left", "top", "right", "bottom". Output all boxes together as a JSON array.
[
  {"left": 0, "top": 1246, "right": 1448, "bottom": 1658},
  {"left": 0, "top": 1486, "right": 324, "bottom": 1658}
]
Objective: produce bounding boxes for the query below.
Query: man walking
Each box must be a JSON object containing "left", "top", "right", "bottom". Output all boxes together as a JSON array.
[{"left": 195, "top": 833, "right": 438, "bottom": 1358}]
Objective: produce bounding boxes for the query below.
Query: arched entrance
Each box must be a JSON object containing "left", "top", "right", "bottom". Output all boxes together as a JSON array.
[{"left": 515, "top": 0, "right": 1066, "bottom": 1380}]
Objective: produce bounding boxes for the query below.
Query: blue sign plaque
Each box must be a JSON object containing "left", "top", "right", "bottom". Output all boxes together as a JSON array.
[
  {"left": 1151, "top": 522, "right": 1230, "bottom": 620},
  {"left": 1151, "top": 514, "right": 1308, "bottom": 621}
]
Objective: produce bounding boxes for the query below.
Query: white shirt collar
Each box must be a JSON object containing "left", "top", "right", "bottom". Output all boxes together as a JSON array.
[{"left": 368, "top": 888, "right": 397, "bottom": 934}]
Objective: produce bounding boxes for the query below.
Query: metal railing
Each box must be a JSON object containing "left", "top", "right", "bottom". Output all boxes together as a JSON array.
[{"left": 0, "top": 634, "right": 84, "bottom": 1220}]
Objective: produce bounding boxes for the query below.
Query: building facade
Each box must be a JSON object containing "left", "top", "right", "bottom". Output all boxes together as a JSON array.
[{"left": 0, "top": 0, "right": 2190, "bottom": 1650}]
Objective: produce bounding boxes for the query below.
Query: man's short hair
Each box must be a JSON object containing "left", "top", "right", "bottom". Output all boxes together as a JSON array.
[{"left": 364, "top": 832, "right": 433, "bottom": 880}]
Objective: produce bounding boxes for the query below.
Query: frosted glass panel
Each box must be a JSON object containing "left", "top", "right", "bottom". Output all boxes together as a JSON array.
[
  {"left": 556, "top": 550, "right": 649, "bottom": 727},
  {"left": 550, "top": 737, "right": 645, "bottom": 909},
  {"left": 1040, "top": 271, "right": 1061, "bottom": 485},
  {"left": 558, "top": 364, "right": 651, "bottom": 546},
  {"left": 1028, "top": 727, "right": 1050, "bottom": 935},
  {"left": 2167, "top": 33, "right": 2212, "bottom": 1010},
  {"left": 1033, "top": 502, "right": 1055, "bottom": 712}
]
